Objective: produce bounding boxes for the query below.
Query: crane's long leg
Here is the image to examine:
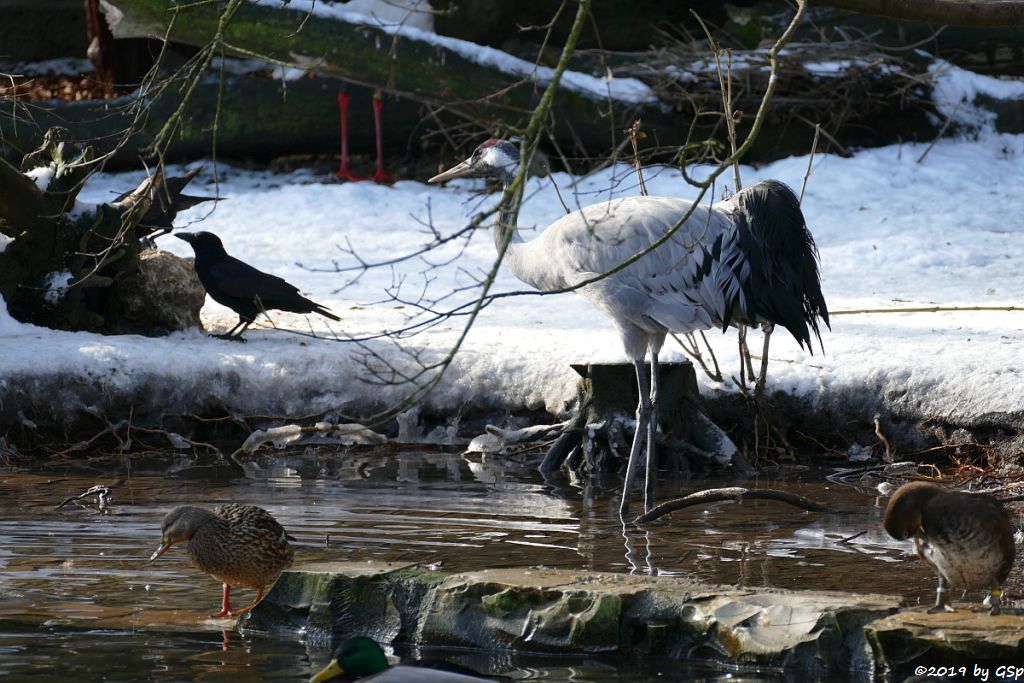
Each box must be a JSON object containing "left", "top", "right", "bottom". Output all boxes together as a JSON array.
[
  {"left": 620, "top": 359, "right": 651, "bottom": 517},
  {"left": 755, "top": 322, "right": 775, "bottom": 393},
  {"left": 369, "top": 89, "right": 393, "bottom": 184},
  {"left": 336, "top": 83, "right": 364, "bottom": 182},
  {"left": 644, "top": 350, "right": 659, "bottom": 514}
]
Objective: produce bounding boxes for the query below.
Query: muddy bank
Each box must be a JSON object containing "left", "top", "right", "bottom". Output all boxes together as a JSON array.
[
  {"left": 2, "top": 359, "right": 1021, "bottom": 471},
  {"left": 246, "top": 561, "right": 1024, "bottom": 680}
]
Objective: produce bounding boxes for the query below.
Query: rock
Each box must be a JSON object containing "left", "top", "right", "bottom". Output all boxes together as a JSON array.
[
  {"left": 246, "top": 560, "right": 902, "bottom": 678},
  {"left": 866, "top": 609, "right": 1024, "bottom": 675},
  {"left": 110, "top": 249, "right": 204, "bottom": 336}
]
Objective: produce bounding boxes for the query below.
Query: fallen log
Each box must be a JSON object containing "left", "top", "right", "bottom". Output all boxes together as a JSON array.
[{"left": 99, "top": 0, "right": 665, "bottom": 156}]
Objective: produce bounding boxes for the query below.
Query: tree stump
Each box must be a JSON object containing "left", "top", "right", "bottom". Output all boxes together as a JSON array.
[{"left": 541, "top": 361, "right": 738, "bottom": 478}]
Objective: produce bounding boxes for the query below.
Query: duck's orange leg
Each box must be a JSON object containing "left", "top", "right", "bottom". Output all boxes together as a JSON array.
[
  {"left": 230, "top": 587, "right": 266, "bottom": 616},
  {"left": 210, "top": 583, "right": 234, "bottom": 618}
]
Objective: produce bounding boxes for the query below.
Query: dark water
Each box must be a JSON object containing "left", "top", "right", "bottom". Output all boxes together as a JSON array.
[{"left": 0, "top": 451, "right": 935, "bottom": 681}]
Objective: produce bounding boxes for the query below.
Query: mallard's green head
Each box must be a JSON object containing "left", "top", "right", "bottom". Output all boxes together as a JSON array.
[{"left": 311, "top": 636, "right": 390, "bottom": 681}]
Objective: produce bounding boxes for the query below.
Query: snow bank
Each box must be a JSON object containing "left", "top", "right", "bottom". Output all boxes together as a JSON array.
[
  {"left": 4, "top": 130, "right": 1024, "bottom": 433},
  {"left": 928, "top": 57, "right": 1024, "bottom": 128}
]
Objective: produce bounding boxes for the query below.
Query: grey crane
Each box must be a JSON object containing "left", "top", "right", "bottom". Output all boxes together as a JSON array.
[{"left": 429, "top": 139, "right": 829, "bottom": 516}]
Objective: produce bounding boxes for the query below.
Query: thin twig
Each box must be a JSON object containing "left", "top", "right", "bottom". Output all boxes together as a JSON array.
[
  {"left": 799, "top": 123, "right": 821, "bottom": 204},
  {"left": 917, "top": 99, "right": 962, "bottom": 164}
]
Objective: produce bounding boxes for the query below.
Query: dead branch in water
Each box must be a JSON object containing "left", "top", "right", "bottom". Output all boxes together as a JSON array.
[{"left": 634, "top": 486, "right": 834, "bottom": 524}]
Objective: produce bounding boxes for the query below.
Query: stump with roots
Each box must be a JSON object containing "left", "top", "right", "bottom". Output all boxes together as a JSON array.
[
  {"left": 541, "top": 361, "right": 743, "bottom": 478},
  {"left": 0, "top": 127, "right": 205, "bottom": 335}
]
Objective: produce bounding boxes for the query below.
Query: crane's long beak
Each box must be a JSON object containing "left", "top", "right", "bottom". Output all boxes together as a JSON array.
[
  {"left": 149, "top": 540, "right": 173, "bottom": 562},
  {"left": 309, "top": 658, "right": 344, "bottom": 682},
  {"left": 427, "top": 158, "right": 474, "bottom": 184}
]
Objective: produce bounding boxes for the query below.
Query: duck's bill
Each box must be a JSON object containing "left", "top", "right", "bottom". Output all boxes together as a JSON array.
[
  {"left": 309, "top": 658, "right": 344, "bottom": 682},
  {"left": 149, "top": 541, "right": 172, "bottom": 562},
  {"left": 427, "top": 159, "right": 473, "bottom": 184}
]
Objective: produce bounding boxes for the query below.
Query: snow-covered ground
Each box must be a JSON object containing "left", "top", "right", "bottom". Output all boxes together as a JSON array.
[{"left": 3, "top": 70, "right": 1024, "bottom": 431}]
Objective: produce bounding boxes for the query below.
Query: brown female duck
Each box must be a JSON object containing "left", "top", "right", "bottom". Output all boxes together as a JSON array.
[
  {"left": 150, "top": 504, "right": 295, "bottom": 618},
  {"left": 884, "top": 482, "right": 1015, "bottom": 614}
]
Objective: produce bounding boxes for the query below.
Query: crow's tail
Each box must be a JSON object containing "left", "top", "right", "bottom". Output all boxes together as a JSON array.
[{"left": 313, "top": 303, "right": 341, "bottom": 322}]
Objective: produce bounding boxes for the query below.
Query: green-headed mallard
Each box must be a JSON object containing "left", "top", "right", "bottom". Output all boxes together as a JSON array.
[
  {"left": 884, "top": 482, "right": 1015, "bottom": 614},
  {"left": 310, "top": 636, "right": 504, "bottom": 682},
  {"left": 150, "top": 504, "right": 294, "bottom": 618}
]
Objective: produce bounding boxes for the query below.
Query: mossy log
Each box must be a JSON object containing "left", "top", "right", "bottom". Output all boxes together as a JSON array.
[{"left": 98, "top": 0, "right": 667, "bottom": 157}]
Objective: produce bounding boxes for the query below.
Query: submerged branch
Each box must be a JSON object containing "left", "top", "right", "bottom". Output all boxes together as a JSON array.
[{"left": 635, "top": 486, "right": 834, "bottom": 524}]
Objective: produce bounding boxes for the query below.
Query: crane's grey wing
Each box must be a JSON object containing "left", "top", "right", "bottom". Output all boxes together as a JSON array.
[{"left": 537, "top": 196, "right": 737, "bottom": 333}]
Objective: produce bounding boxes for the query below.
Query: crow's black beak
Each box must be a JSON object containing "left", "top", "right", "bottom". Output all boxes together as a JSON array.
[{"left": 175, "top": 233, "right": 195, "bottom": 244}]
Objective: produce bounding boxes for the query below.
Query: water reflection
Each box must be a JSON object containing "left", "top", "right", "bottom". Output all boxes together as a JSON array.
[{"left": 0, "top": 452, "right": 935, "bottom": 681}]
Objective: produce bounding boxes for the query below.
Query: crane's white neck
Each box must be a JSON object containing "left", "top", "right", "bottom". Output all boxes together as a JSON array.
[{"left": 494, "top": 177, "right": 526, "bottom": 266}]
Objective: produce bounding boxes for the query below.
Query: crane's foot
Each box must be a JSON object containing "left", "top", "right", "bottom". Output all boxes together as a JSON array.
[
  {"left": 370, "top": 168, "right": 395, "bottom": 184},
  {"left": 335, "top": 164, "right": 365, "bottom": 182}
]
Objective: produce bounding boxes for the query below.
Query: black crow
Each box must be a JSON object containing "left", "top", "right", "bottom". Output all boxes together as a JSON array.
[
  {"left": 115, "top": 167, "right": 216, "bottom": 241},
  {"left": 175, "top": 231, "right": 340, "bottom": 340}
]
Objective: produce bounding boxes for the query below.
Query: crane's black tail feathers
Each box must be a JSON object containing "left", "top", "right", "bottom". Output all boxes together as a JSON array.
[{"left": 730, "top": 179, "right": 830, "bottom": 352}]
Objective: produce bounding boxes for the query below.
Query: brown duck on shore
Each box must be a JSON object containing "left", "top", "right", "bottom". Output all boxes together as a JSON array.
[
  {"left": 884, "top": 482, "right": 1015, "bottom": 614},
  {"left": 150, "top": 504, "right": 295, "bottom": 618}
]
